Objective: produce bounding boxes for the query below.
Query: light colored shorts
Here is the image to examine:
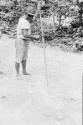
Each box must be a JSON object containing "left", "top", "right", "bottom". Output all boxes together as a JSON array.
[{"left": 15, "top": 38, "right": 29, "bottom": 63}]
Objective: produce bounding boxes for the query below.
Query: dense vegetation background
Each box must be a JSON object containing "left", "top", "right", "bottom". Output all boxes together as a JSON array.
[{"left": 0, "top": 0, "right": 83, "bottom": 51}]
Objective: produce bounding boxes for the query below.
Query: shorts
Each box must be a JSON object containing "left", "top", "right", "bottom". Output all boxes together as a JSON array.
[{"left": 15, "top": 38, "right": 29, "bottom": 63}]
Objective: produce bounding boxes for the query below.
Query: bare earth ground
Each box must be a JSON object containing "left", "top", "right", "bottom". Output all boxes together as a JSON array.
[{"left": 0, "top": 35, "right": 82, "bottom": 125}]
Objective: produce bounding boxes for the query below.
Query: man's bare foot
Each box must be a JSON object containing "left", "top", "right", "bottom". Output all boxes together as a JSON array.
[{"left": 23, "top": 72, "right": 31, "bottom": 76}]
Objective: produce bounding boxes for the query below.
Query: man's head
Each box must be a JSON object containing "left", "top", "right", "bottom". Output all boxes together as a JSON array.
[
  {"left": 23, "top": 7, "right": 35, "bottom": 23},
  {"left": 27, "top": 13, "right": 34, "bottom": 23}
]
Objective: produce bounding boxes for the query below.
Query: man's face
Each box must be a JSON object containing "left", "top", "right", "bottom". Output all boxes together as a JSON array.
[{"left": 28, "top": 15, "right": 33, "bottom": 23}]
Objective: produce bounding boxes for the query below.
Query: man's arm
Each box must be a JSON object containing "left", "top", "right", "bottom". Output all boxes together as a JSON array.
[{"left": 22, "top": 29, "right": 40, "bottom": 40}]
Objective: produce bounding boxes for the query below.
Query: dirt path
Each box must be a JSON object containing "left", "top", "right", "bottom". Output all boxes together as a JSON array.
[{"left": 0, "top": 35, "right": 82, "bottom": 125}]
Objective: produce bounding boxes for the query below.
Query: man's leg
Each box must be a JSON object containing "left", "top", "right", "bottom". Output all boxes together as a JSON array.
[
  {"left": 22, "top": 60, "right": 29, "bottom": 75},
  {"left": 15, "top": 39, "right": 24, "bottom": 75},
  {"left": 15, "top": 62, "right": 20, "bottom": 75},
  {"left": 22, "top": 60, "right": 30, "bottom": 75},
  {"left": 22, "top": 42, "right": 30, "bottom": 75}
]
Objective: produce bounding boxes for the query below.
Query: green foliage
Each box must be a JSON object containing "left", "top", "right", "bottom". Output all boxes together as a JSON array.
[{"left": 0, "top": 0, "right": 83, "bottom": 48}]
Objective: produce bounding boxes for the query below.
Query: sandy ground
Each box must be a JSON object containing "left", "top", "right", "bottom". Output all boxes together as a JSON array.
[{"left": 0, "top": 35, "right": 82, "bottom": 125}]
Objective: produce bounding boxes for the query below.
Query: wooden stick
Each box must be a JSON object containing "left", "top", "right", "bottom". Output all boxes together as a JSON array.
[{"left": 39, "top": 1, "right": 49, "bottom": 86}]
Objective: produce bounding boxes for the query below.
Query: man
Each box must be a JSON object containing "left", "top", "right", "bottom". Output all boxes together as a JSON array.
[{"left": 15, "top": 8, "right": 39, "bottom": 76}]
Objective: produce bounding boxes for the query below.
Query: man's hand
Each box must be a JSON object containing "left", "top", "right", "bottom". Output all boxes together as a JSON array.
[
  {"left": 29, "top": 35, "right": 40, "bottom": 41},
  {"left": 33, "top": 35, "right": 40, "bottom": 40},
  {"left": 24, "top": 34, "right": 40, "bottom": 41}
]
